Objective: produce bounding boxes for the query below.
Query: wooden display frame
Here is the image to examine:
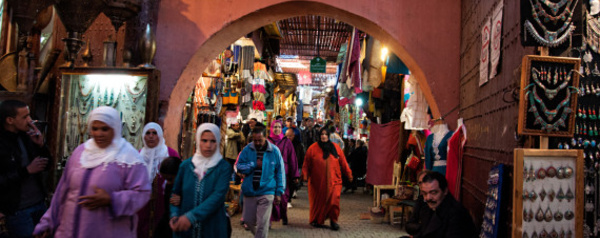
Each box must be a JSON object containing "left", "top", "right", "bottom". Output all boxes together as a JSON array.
[
  {"left": 517, "top": 55, "right": 581, "bottom": 137},
  {"left": 512, "top": 149, "right": 583, "bottom": 238},
  {"left": 53, "top": 67, "right": 160, "bottom": 163}
]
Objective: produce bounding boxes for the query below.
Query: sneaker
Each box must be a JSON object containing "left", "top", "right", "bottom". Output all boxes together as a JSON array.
[
  {"left": 292, "top": 191, "right": 298, "bottom": 198},
  {"left": 287, "top": 203, "right": 292, "bottom": 208}
]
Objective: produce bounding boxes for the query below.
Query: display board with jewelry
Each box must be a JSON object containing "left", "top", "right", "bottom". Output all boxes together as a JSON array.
[
  {"left": 480, "top": 164, "right": 504, "bottom": 238},
  {"left": 512, "top": 149, "right": 584, "bottom": 238},
  {"left": 518, "top": 55, "right": 581, "bottom": 136},
  {"left": 55, "top": 69, "right": 160, "bottom": 170},
  {"left": 551, "top": 45, "right": 600, "bottom": 237},
  {"left": 521, "top": 0, "right": 582, "bottom": 47}
]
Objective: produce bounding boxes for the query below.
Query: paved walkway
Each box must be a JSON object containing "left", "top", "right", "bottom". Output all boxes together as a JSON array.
[{"left": 230, "top": 187, "right": 409, "bottom": 238}]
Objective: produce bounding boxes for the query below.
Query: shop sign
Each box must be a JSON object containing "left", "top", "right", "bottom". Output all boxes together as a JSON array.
[{"left": 310, "top": 57, "right": 326, "bottom": 73}]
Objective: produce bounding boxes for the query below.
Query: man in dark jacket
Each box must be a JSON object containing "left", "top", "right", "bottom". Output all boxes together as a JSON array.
[
  {"left": 0, "top": 100, "right": 51, "bottom": 238},
  {"left": 405, "top": 171, "right": 475, "bottom": 238}
]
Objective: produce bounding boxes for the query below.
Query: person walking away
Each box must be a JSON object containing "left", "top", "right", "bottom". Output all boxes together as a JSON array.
[
  {"left": 346, "top": 139, "right": 368, "bottom": 193},
  {"left": 302, "top": 128, "right": 352, "bottom": 231},
  {"left": 285, "top": 129, "right": 304, "bottom": 200},
  {"left": 0, "top": 100, "right": 51, "bottom": 238},
  {"left": 236, "top": 127, "right": 285, "bottom": 238},
  {"left": 169, "top": 123, "right": 232, "bottom": 238}
]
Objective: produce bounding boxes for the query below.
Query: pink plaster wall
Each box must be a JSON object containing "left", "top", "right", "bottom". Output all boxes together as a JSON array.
[{"left": 155, "top": 0, "right": 461, "bottom": 148}]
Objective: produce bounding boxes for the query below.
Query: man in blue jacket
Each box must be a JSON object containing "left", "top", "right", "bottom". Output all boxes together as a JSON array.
[{"left": 237, "top": 126, "right": 285, "bottom": 238}]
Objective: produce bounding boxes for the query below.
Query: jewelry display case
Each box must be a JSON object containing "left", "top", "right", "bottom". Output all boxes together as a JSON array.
[
  {"left": 518, "top": 55, "right": 581, "bottom": 137},
  {"left": 55, "top": 67, "right": 160, "bottom": 169},
  {"left": 512, "top": 149, "right": 583, "bottom": 238}
]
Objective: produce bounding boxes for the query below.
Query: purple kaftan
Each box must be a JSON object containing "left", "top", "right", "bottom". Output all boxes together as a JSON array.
[
  {"left": 268, "top": 136, "right": 300, "bottom": 221},
  {"left": 34, "top": 144, "right": 151, "bottom": 238}
]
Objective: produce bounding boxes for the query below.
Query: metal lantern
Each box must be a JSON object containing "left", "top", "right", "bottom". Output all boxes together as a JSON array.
[
  {"left": 103, "top": 0, "right": 141, "bottom": 32},
  {"left": 7, "top": 0, "right": 53, "bottom": 35},
  {"left": 53, "top": 0, "right": 106, "bottom": 65}
]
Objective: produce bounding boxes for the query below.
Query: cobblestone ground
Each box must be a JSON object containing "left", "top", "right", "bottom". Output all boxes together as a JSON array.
[{"left": 230, "top": 187, "right": 408, "bottom": 238}]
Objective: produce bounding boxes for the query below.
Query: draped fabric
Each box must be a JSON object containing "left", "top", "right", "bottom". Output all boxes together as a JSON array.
[
  {"left": 366, "top": 121, "right": 400, "bottom": 185},
  {"left": 446, "top": 123, "right": 467, "bottom": 200}
]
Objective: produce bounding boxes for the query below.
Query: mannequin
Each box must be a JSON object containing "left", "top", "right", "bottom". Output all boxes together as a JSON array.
[{"left": 424, "top": 123, "right": 454, "bottom": 175}]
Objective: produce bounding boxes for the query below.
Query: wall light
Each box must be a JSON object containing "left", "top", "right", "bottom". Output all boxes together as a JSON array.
[
  {"left": 355, "top": 98, "right": 363, "bottom": 107},
  {"left": 380, "top": 47, "right": 389, "bottom": 62}
]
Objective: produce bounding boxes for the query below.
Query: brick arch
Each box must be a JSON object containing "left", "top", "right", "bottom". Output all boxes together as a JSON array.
[{"left": 158, "top": 0, "right": 460, "bottom": 148}]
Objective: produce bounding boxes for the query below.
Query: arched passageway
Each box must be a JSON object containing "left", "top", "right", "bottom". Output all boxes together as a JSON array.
[{"left": 155, "top": 0, "right": 461, "bottom": 148}]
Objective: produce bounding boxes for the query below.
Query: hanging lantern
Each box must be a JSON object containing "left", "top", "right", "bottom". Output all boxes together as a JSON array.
[
  {"left": 7, "top": 0, "right": 53, "bottom": 35},
  {"left": 53, "top": 0, "right": 106, "bottom": 65},
  {"left": 103, "top": 0, "right": 141, "bottom": 32}
]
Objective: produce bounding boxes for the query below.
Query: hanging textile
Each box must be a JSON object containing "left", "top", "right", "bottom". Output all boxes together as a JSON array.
[
  {"left": 366, "top": 121, "right": 401, "bottom": 185},
  {"left": 347, "top": 28, "right": 363, "bottom": 94},
  {"left": 400, "top": 75, "right": 429, "bottom": 130},
  {"left": 446, "top": 121, "right": 467, "bottom": 200},
  {"left": 363, "top": 37, "right": 384, "bottom": 89}
]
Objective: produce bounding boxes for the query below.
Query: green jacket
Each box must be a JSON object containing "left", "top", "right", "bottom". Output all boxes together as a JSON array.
[{"left": 171, "top": 158, "right": 232, "bottom": 238}]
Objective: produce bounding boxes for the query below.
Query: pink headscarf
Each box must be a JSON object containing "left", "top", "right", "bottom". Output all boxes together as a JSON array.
[{"left": 269, "top": 120, "right": 284, "bottom": 142}]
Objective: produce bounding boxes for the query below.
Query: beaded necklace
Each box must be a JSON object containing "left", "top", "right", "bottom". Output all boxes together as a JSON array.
[
  {"left": 539, "top": 0, "right": 572, "bottom": 15},
  {"left": 530, "top": 85, "right": 573, "bottom": 120},
  {"left": 531, "top": 67, "right": 572, "bottom": 99},
  {"left": 533, "top": 0, "right": 573, "bottom": 24},
  {"left": 528, "top": 99, "right": 570, "bottom": 131},
  {"left": 525, "top": 0, "right": 578, "bottom": 47}
]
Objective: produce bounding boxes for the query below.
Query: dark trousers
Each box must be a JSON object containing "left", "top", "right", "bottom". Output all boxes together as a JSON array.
[{"left": 5, "top": 202, "right": 46, "bottom": 238}]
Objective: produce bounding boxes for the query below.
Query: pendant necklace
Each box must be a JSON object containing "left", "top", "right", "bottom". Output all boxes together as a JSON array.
[
  {"left": 531, "top": 67, "right": 571, "bottom": 100},
  {"left": 530, "top": 85, "right": 573, "bottom": 120}
]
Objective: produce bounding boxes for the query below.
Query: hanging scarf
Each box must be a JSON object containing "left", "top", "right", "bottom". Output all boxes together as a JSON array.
[
  {"left": 268, "top": 120, "right": 284, "bottom": 142},
  {"left": 140, "top": 122, "right": 170, "bottom": 181},
  {"left": 317, "top": 127, "right": 339, "bottom": 159},
  {"left": 192, "top": 123, "right": 222, "bottom": 180},
  {"left": 81, "top": 106, "right": 143, "bottom": 169}
]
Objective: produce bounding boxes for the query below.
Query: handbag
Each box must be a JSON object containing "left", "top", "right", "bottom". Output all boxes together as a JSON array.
[{"left": 406, "top": 152, "right": 421, "bottom": 170}]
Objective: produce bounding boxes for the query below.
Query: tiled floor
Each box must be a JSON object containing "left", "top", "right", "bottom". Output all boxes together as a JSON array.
[{"left": 230, "top": 187, "right": 409, "bottom": 238}]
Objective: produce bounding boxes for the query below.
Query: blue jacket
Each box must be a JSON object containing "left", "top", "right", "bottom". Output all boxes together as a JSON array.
[
  {"left": 170, "top": 158, "right": 232, "bottom": 238},
  {"left": 236, "top": 141, "right": 286, "bottom": 197}
]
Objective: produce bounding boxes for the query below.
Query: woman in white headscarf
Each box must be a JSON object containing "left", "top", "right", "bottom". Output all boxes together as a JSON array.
[
  {"left": 169, "top": 123, "right": 232, "bottom": 238},
  {"left": 33, "top": 106, "right": 151, "bottom": 238},
  {"left": 138, "top": 122, "right": 180, "bottom": 238}
]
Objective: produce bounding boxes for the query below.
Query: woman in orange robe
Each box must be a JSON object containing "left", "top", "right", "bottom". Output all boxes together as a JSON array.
[{"left": 302, "top": 127, "right": 353, "bottom": 231}]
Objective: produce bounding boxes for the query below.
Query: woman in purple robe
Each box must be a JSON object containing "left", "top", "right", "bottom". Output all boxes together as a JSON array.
[
  {"left": 267, "top": 120, "right": 299, "bottom": 225},
  {"left": 33, "top": 106, "right": 151, "bottom": 238}
]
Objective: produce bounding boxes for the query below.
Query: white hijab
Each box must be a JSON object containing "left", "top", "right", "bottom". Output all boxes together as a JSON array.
[
  {"left": 192, "top": 123, "right": 223, "bottom": 180},
  {"left": 140, "top": 122, "right": 170, "bottom": 181},
  {"left": 80, "top": 106, "right": 143, "bottom": 169}
]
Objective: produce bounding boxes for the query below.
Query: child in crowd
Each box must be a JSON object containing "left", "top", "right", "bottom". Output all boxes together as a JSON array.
[{"left": 154, "top": 156, "right": 182, "bottom": 238}]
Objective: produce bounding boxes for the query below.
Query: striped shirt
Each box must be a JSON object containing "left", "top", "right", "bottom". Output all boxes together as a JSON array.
[{"left": 253, "top": 143, "right": 267, "bottom": 190}]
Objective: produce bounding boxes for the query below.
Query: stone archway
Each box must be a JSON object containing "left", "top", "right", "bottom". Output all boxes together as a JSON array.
[{"left": 157, "top": 0, "right": 460, "bottom": 148}]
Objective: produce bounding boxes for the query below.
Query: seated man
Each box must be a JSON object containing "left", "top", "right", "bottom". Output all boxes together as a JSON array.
[{"left": 403, "top": 172, "right": 475, "bottom": 238}]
